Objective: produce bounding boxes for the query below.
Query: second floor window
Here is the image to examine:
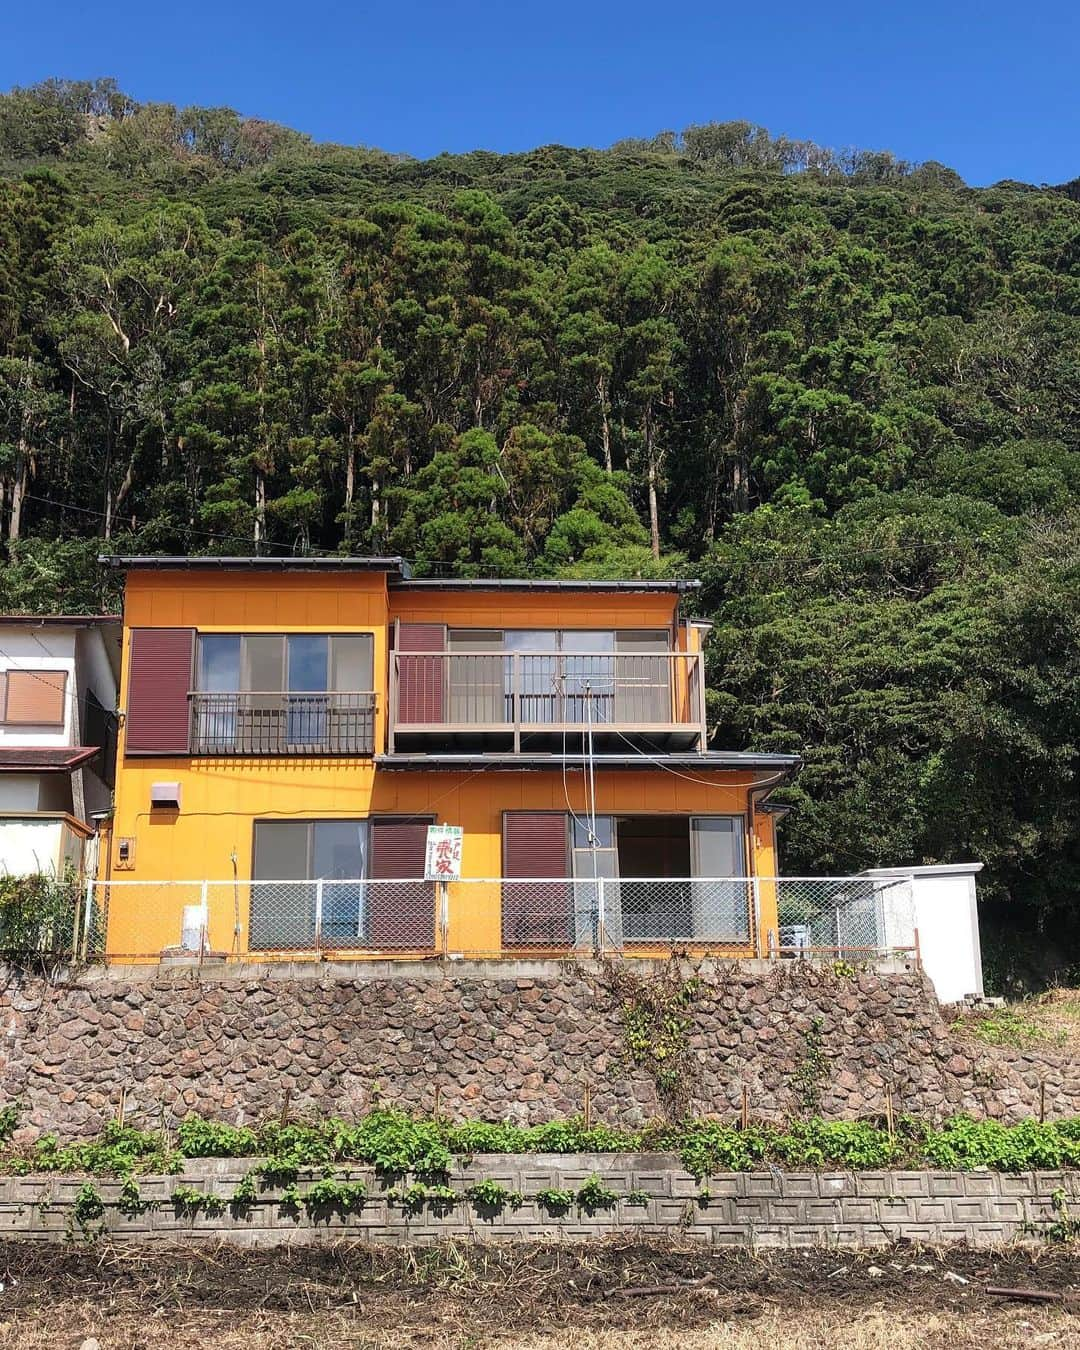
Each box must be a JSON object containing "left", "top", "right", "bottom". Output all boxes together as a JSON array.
[
  {"left": 197, "top": 633, "right": 373, "bottom": 696},
  {"left": 193, "top": 633, "right": 375, "bottom": 755}
]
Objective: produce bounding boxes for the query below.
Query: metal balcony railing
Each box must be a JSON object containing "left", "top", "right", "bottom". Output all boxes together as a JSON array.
[
  {"left": 389, "top": 651, "right": 706, "bottom": 751},
  {"left": 82, "top": 875, "right": 918, "bottom": 964},
  {"left": 188, "top": 691, "right": 376, "bottom": 756}
]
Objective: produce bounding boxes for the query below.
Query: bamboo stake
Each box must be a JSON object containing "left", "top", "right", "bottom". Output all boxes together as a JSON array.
[
  {"left": 583, "top": 1083, "right": 593, "bottom": 1131},
  {"left": 740, "top": 1086, "right": 749, "bottom": 1131}
]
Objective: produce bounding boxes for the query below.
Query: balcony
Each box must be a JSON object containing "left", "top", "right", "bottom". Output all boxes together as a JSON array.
[
  {"left": 388, "top": 651, "right": 706, "bottom": 752},
  {"left": 188, "top": 691, "right": 376, "bottom": 756}
]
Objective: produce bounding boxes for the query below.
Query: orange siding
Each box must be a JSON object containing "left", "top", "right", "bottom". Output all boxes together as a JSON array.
[{"left": 108, "top": 572, "right": 775, "bottom": 962}]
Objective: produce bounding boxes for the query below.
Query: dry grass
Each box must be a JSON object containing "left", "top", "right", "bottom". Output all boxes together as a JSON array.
[
  {"left": 1, "top": 1300, "right": 1073, "bottom": 1349},
  {"left": 0, "top": 1238, "right": 1077, "bottom": 1349},
  {"left": 953, "top": 988, "right": 1080, "bottom": 1052}
]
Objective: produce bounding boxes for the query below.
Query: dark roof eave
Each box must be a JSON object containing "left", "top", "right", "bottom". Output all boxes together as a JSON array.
[
  {"left": 99, "top": 555, "right": 409, "bottom": 575},
  {"left": 389, "top": 578, "right": 700, "bottom": 593},
  {"left": 0, "top": 614, "right": 121, "bottom": 626},
  {"left": 0, "top": 746, "right": 101, "bottom": 772},
  {"left": 375, "top": 751, "right": 800, "bottom": 774}
]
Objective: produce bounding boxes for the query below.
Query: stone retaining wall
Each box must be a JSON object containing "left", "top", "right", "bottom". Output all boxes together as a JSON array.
[
  {"left": 2, "top": 960, "right": 1077, "bottom": 1139},
  {"left": 4, "top": 1157, "right": 1077, "bottom": 1248}
]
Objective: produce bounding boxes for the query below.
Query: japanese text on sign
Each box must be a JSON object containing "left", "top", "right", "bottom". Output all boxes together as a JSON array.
[{"left": 424, "top": 824, "right": 463, "bottom": 880}]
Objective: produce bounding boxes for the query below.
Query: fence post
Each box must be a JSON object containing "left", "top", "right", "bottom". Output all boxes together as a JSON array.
[
  {"left": 751, "top": 876, "right": 762, "bottom": 959},
  {"left": 199, "top": 880, "right": 210, "bottom": 958},
  {"left": 79, "top": 876, "right": 95, "bottom": 962},
  {"left": 314, "top": 878, "right": 324, "bottom": 953},
  {"left": 438, "top": 880, "right": 449, "bottom": 957},
  {"left": 597, "top": 876, "right": 606, "bottom": 955}
]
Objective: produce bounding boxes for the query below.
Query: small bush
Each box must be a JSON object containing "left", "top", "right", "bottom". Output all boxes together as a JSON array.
[
  {"left": 0, "top": 872, "right": 83, "bottom": 967},
  {"left": 303, "top": 1178, "right": 367, "bottom": 1214},
  {"left": 577, "top": 1174, "right": 619, "bottom": 1210},
  {"left": 464, "top": 1179, "right": 522, "bottom": 1213},
  {"left": 171, "top": 1185, "right": 226, "bottom": 1216},
  {"left": 536, "top": 1187, "right": 575, "bottom": 1214}
]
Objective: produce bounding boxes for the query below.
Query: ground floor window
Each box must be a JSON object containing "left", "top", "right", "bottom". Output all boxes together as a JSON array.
[
  {"left": 503, "top": 811, "right": 750, "bottom": 949},
  {"left": 251, "top": 820, "right": 367, "bottom": 948},
  {"left": 571, "top": 814, "right": 747, "bottom": 944}
]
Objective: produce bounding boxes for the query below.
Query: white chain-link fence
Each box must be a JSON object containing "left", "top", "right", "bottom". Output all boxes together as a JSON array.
[
  {"left": 81, "top": 874, "right": 917, "bottom": 963},
  {"left": 769, "top": 874, "right": 916, "bottom": 958}
]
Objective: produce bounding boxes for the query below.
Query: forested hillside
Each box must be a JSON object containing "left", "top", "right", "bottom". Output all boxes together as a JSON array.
[{"left": 1, "top": 79, "right": 1077, "bottom": 984}]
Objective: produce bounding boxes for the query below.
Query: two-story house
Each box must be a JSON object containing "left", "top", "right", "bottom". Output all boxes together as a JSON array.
[
  {"left": 100, "top": 557, "right": 801, "bottom": 962},
  {"left": 0, "top": 615, "right": 121, "bottom": 878}
]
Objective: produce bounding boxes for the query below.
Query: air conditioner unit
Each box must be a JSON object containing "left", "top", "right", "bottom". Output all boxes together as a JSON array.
[{"left": 150, "top": 781, "right": 181, "bottom": 810}]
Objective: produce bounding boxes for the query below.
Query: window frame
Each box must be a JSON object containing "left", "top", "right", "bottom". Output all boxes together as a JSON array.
[
  {"left": 0, "top": 668, "right": 69, "bottom": 728},
  {"left": 195, "top": 632, "right": 376, "bottom": 694}
]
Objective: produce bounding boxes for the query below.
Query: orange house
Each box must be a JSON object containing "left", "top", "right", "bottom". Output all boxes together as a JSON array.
[{"left": 100, "top": 557, "right": 799, "bottom": 962}]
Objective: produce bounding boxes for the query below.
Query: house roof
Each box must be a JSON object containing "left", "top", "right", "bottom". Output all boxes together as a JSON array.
[
  {"left": 0, "top": 746, "right": 100, "bottom": 772},
  {"left": 100, "top": 555, "right": 410, "bottom": 575},
  {"left": 390, "top": 578, "right": 700, "bottom": 593},
  {"left": 97, "top": 556, "right": 699, "bottom": 593},
  {"left": 0, "top": 615, "right": 120, "bottom": 626},
  {"left": 375, "top": 750, "right": 800, "bottom": 774}
]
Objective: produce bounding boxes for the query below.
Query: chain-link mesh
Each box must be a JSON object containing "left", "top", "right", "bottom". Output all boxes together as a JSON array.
[
  {"left": 85, "top": 878, "right": 438, "bottom": 959},
  {"left": 85, "top": 874, "right": 916, "bottom": 963},
  {"left": 770, "top": 875, "right": 915, "bottom": 958}
]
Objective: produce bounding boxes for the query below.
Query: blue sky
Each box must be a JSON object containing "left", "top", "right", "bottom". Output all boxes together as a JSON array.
[{"left": 4, "top": 0, "right": 1079, "bottom": 186}]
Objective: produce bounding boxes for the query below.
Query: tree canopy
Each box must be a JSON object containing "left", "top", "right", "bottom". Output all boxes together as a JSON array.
[{"left": 1, "top": 80, "right": 1078, "bottom": 986}]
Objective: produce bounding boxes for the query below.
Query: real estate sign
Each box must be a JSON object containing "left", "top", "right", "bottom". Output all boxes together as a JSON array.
[{"left": 425, "top": 824, "right": 463, "bottom": 881}]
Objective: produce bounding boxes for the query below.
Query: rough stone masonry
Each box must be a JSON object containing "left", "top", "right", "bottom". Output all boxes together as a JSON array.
[{"left": 1, "top": 959, "right": 1077, "bottom": 1138}]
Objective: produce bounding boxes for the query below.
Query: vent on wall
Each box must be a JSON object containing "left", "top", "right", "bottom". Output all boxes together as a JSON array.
[{"left": 150, "top": 782, "right": 181, "bottom": 810}]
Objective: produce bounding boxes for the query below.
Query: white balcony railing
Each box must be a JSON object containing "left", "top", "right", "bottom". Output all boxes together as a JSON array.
[
  {"left": 80, "top": 875, "right": 917, "bottom": 964},
  {"left": 389, "top": 651, "right": 706, "bottom": 751}
]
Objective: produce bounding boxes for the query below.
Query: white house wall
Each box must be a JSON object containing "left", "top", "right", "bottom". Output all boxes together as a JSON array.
[
  {"left": 0, "top": 628, "right": 77, "bottom": 748},
  {"left": 0, "top": 818, "right": 64, "bottom": 876}
]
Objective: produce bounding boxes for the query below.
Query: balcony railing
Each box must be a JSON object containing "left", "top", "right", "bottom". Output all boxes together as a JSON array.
[
  {"left": 188, "top": 691, "right": 376, "bottom": 756},
  {"left": 389, "top": 651, "right": 706, "bottom": 752}
]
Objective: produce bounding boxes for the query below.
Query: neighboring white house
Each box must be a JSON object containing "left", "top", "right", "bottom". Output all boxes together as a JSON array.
[{"left": 0, "top": 616, "right": 121, "bottom": 877}]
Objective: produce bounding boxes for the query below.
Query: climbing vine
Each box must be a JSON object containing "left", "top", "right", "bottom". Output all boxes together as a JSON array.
[{"left": 599, "top": 957, "right": 704, "bottom": 1117}]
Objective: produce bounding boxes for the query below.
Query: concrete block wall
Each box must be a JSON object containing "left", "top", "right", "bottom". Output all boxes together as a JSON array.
[{"left": 1, "top": 1156, "right": 1077, "bottom": 1248}]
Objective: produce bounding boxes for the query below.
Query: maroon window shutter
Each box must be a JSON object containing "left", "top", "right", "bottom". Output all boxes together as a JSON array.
[
  {"left": 396, "top": 623, "right": 445, "bottom": 723},
  {"left": 502, "top": 812, "right": 573, "bottom": 949},
  {"left": 125, "top": 628, "right": 195, "bottom": 753},
  {"left": 367, "top": 818, "right": 435, "bottom": 949}
]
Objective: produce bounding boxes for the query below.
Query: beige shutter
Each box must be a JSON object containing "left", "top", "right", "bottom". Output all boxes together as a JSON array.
[{"left": 3, "top": 670, "right": 67, "bottom": 726}]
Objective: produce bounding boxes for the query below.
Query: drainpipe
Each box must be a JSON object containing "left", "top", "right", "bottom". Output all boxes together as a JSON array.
[{"left": 747, "top": 769, "right": 794, "bottom": 959}]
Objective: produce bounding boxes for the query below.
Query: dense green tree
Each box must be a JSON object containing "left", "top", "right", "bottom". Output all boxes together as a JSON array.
[{"left": 0, "top": 79, "right": 1078, "bottom": 976}]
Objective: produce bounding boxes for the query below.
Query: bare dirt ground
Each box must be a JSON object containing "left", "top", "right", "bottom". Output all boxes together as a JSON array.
[{"left": 1, "top": 1238, "right": 1078, "bottom": 1349}]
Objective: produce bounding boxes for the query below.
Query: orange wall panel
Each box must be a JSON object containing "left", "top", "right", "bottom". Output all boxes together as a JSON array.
[
  {"left": 389, "top": 589, "right": 679, "bottom": 632},
  {"left": 108, "top": 572, "right": 769, "bottom": 963}
]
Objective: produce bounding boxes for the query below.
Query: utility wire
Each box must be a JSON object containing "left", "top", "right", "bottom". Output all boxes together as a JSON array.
[{"left": 19, "top": 490, "right": 998, "bottom": 576}]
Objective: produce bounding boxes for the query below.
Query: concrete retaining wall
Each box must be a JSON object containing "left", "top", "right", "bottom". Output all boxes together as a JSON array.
[{"left": 3, "top": 1157, "right": 1076, "bottom": 1248}]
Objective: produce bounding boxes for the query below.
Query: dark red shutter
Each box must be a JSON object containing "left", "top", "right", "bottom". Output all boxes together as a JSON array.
[
  {"left": 396, "top": 623, "right": 445, "bottom": 723},
  {"left": 502, "top": 812, "right": 573, "bottom": 949},
  {"left": 125, "top": 628, "right": 195, "bottom": 754},
  {"left": 367, "top": 819, "right": 435, "bottom": 949}
]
